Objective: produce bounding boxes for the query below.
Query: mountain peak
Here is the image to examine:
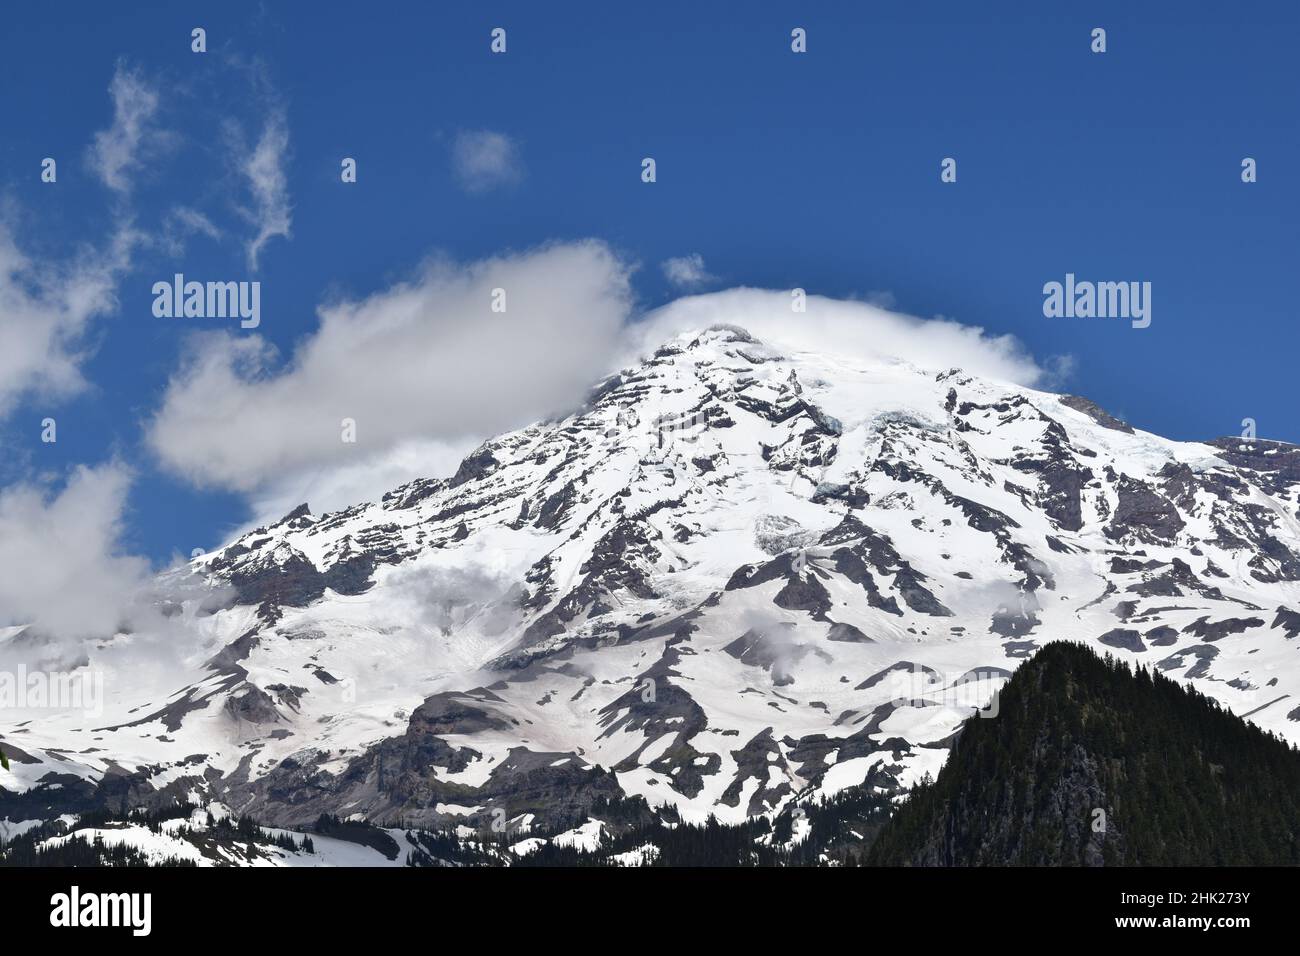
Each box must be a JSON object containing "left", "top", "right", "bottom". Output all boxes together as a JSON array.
[
  {"left": 279, "top": 502, "right": 314, "bottom": 524},
  {"left": 688, "top": 323, "right": 759, "bottom": 347},
  {"left": 10, "top": 329, "right": 1300, "bottom": 839}
]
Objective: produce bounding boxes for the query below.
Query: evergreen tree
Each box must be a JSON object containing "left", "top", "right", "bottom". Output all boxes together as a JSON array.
[{"left": 867, "top": 641, "right": 1300, "bottom": 866}]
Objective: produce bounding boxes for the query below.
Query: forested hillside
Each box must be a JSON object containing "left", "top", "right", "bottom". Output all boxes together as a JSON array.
[{"left": 867, "top": 642, "right": 1300, "bottom": 866}]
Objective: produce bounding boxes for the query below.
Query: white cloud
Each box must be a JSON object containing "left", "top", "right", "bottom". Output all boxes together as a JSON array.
[
  {"left": 0, "top": 222, "right": 139, "bottom": 417},
  {"left": 157, "top": 206, "right": 223, "bottom": 258},
  {"left": 169, "top": 206, "right": 222, "bottom": 240},
  {"left": 87, "top": 63, "right": 164, "bottom": 193},
  {"left": 661, "top": 254, "right": 714, "bottom": 289},
  {"left": 237, "top": 108, "right": 292, "bottom": 270},
  {"left": 452, "top": 130, "right": 523, "bottom": 194},
  {"left": 147, "top": 240, "right": 633, "bottom": 493},
  {"left": 0, "top": 464, "right": 149, "bottom": 641},
  {"left": 626, "top": 288, "right": 1054, "bottom": 387},
  {"left": 0, "top": 462, "right": 235, "bottom": 687},
  {"left": 146, "top": 241, "right": 1064, "bottom": 508}
]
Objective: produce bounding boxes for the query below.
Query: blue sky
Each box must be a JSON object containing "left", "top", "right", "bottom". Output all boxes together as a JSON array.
[{"left": 0, "top": 0, "right": 1296, "bottom": 568}]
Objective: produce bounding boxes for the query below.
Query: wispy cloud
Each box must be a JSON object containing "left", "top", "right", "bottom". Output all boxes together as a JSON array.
[
  {"left": 0, "top": 62, "right": 156, "bottom": 417},
  {"left": 169, "top": 206, "right": 222, "bottom": 240},
  {"left": 237, "top": 107, "right": 292, "bottom": 270},
  {"left": 452, "top": 130, "right": 524, "bottom": 194},
  {"left": 87, "top": 62, "right": 164, "bottom": 193},
  {"left": 0, "top": 221, "right": 140, "bottom": 418},
  {"left": 159, "top": 206, "right": 223, "bottom": 256},
  {"left": 661, "top": 253, "right": 715, "bottom": 290}
]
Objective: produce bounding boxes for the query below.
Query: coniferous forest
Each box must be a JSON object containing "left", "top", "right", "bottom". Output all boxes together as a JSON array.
[{"left": 866, "top": 641, "right": 1300, "bottom": 866}]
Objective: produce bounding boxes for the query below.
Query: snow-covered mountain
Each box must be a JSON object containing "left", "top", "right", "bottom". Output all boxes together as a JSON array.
[{"left": 5, "top": 324, "right": 1300, "bottom": 840}]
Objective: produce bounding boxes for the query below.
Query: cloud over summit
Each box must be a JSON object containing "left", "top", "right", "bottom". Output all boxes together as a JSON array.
[
  {"left": 629, "top": 287, "right": 1051, "bottom": 387},
  {"left": 147, "top": 239, "right": 1059, "bottom": 511}
]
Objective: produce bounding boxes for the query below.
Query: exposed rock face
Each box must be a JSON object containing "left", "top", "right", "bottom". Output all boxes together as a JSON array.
[
  {"left": 7, "top": 324, "right": 1300, "bottom": 838},
  {"left": 1105, "top": 475, "right": 1185, "bottom": 544},
  {"left": 1059, "top": 395, "right": 1135, "bottom": 434},
  {"left": 1098, "top": 628, "right": 1145, "bottom": 652}
]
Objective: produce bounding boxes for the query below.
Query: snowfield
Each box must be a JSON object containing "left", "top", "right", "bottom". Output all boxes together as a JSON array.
[{"left": 5, "top": 324, "right": 1300, "bottom": 856}]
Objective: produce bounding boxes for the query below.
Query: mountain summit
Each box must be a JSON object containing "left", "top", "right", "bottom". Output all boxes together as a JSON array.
[{"left": 5, "top": 324, "right": 1300, "bottom": 840}]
